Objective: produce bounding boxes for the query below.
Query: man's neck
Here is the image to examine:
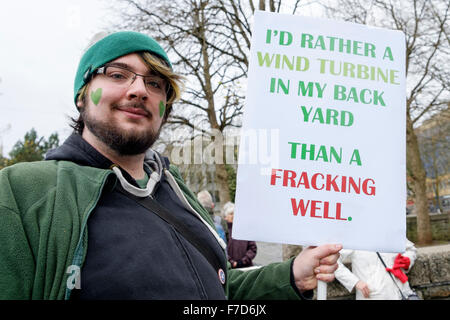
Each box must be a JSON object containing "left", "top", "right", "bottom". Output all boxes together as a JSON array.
[{"left": 82, "top": 130, "right": 146, "bottom": 180}]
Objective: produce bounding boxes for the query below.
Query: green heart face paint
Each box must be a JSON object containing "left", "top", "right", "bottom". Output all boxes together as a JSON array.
[
  {"left": 159, "top": 101, "right": 166, "bottom": 117},
  {"left": 91, "top": 88, "right": 102, "bottom": 106}
]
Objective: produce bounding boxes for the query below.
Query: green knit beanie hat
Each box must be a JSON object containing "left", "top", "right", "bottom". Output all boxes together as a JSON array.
[{"left": 74, "top": 31, "right": 172, "bottom": 106}]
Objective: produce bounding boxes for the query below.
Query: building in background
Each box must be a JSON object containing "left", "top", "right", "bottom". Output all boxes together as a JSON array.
[
  {"left": 415, "top": 106, "right": 450, "bottom": 213},
  {"left": 161, "top": 134, "right": 238, "bottom": 211}
]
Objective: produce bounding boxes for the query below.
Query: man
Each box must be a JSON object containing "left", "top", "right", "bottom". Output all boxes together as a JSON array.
[{"left": 0, "top": 31, "right": 341, "bottom": 300}]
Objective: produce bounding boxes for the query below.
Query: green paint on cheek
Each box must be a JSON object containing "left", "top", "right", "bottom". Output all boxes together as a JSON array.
[
  {"left": 159, "top": 101, "right": 166, "bottom": 117},
  {"left": 90, "top": 88, "right": 102, "bottom": 106}
]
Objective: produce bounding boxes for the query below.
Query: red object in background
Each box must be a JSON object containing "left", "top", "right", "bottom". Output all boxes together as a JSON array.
[{"left": 386, "top": 254, "right": 411, "bottom": 283}]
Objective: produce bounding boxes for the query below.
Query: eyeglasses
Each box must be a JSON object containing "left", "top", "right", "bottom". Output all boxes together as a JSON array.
[{"left": 95, "top": 64, "right": 169, "bottom": 96}]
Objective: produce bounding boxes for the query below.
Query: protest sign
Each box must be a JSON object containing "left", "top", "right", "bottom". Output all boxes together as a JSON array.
[{"left": 233, "top": 10, "right": 406, "bottom": 253}]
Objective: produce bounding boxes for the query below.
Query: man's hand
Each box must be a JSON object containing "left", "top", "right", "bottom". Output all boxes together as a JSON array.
[
  {"left": 292, "top": 244, "right": 342, "bottom": 292},
  {"left": 355, "top": 280, "right": 370, "bottom": 298}
]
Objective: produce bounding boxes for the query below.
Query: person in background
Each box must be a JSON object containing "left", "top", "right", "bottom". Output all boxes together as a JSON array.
[
  {"left": 223, "top": 202, "right": 257, "bottom": 269},
  {"left": 334, "top": 239, "right": 417, "bottom": 300},
  {"left": 197, "top": 190, "right": 228, "bottom": 244}
]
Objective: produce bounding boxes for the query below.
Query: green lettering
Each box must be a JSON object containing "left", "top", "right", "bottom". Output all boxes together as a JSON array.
[
  {"left": 289, "top": 142, "right": 301, "bottom": 158},
  {"left": 298, "top": 81, "right": 314, "bottom": 97},
  {"left": 257, "top": 52, "right": 274, "bottom": 67},
  {"left": 312, "top": 108, "right": 324, "bottom": 123},
  {"left": 360, "top": 89, "right": 372, "bottom": 104},
  {"left": 357, "top": 64, "right": 369, "bottom": 80},
  {"left": 315, "top": 146, "right": 329, "bottom": 162},
  {"left": 349, "top": 149, "right": 362, "bottom": 166},
  {"left": 343, "top": 62, "right": 355, "bottom": 78},
  {"left": 365, "top": 43, "right": 376, "bottom": 58},
  {"left": 314, "top": 35, "right": 326, "bottom": 50},
  {"left": 347, "top": 87, "right": 359, "bottom": 103},
  {"left": 270, "top": 78, "right": 276, "bottom": 93},
  {"left": 279, "top": 31, "right": 293, "bottom": 46},
  {"left": 300, "top": 106, "right": 313, "bottom": 122},
  {"left": 301, "top": 33, "right": 314, "bottom": 48},
  {"left": 326, "top": 109, "right": 339, "bottom": 125},
  {"left": 383, "top": 46, "right": 394, "bottom": 61},
  {"left": 266, "top": 29, "right": 272, "bottom": 44},
  {"left": 341, "top": 111, "right": 354, "bottom": 127},
  {"left": 373, "top": 90, "right": 386, "bottom": 106},
  {"left": 353, "top": 41, "right": 363, "bottom": 56},
  {"left": 315, "top": 83, "right": 327, "bottom": 98},
  {"left": 296, "top": 56, "right": 309, "bottom": 71},
  {"left": 390, "top": 70, "right": 400, "bottom": 85},
  {"left": 301, "top": 143, "right": 315, "bottom": 160},
  {"left": 330, "top": 147, "right": 342, "bottom": 163},
  {"left": 334, "top": 85, "right": 346, "bottom": 101},
  {"left": 318, "top": 58, "right": 327, "bottom": 74},
  {"left": 282, "top": 55, "right": 294, "bottom": 70}
]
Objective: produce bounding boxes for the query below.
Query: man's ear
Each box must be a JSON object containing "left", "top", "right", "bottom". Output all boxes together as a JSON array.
[{"left": 76, "top": 99, "right": 84, "bottom": 109}]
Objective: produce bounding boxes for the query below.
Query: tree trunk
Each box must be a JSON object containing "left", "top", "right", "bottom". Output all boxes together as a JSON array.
[
  {"left": 431, "top": 138, "right": 443, "bottom": 213},
  {"left": 406, "top": 116, "right": 433, "bottom": 245},
  {"left": 215, "top": 162, "right": 231, "bottom": 208},
  {"left": 195, "top": 2, "right": 232, "bottom": 208}
]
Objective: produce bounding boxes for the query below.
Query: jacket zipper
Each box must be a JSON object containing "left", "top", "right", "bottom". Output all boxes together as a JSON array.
[{"left": 64, "top": 171, "right": 113, "bottom": 300}]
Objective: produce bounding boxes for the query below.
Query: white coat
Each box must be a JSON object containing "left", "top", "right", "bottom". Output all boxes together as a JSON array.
[{"left": 334, "top": 240, "right": 417, "bottom": 300}]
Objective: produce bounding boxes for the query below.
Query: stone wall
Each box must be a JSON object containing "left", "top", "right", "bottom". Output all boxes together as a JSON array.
[
  {"left": 406, "top": 213, "right": 449, "bottom": 242},
  {"left": 325, "top": 244, "right": 450, "bottom": 300}
]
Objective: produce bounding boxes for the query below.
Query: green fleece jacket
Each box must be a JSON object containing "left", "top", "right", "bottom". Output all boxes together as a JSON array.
[{"left": 0, "top": 160, "right": 300, "bottom": 300}]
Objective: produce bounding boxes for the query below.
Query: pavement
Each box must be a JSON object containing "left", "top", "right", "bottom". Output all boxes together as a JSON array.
[{"left": 417, "top": 243, "right": 450, "bottom": 254}]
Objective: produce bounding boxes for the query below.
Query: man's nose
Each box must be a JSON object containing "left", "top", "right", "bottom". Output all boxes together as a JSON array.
[{"left": 127, "top": 75, "right": 148, "bottom": 101}]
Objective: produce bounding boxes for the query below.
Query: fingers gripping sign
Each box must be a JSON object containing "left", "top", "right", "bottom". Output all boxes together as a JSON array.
[{"left": 292, "top": 244, "right": 342, "bottom": 295}]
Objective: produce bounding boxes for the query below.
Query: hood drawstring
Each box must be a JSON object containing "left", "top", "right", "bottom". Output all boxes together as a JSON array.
[
  {"left": 111, "top": 149, "right": 165, "bottom": 198},
  {"left": 112, "top": 165, "right": 160, "bottom": 198}
]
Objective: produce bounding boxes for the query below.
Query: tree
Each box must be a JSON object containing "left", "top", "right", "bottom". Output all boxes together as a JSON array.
[
  {"left": 112, "top": 0, "right": 304, "bottom": 207},
  {"left": 323, "top": 0, "right": 450, "bottom": 246},
  {"left": 225, "top": 164, "right": 236, "bottom": 202},
  {"left": 4, "top": 129, "right": 59, "bottom": 167},
  {"left": 417, "top": 106, "right": 450, "bottom": 212}
]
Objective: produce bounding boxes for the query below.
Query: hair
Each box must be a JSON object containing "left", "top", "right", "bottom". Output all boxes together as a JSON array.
[
  {"left": 222, "top": 202, "right": 235, "bottom": 217},
  {"left": 197, "top": 189, "right": 214, "bottom": 210},
  {"left": 71, "top": 51, "right": 184, "bottom": 134}
]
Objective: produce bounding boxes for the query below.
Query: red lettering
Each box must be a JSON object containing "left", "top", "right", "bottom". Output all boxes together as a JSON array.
[
  {"left": 270, "top": 169, "right": 282, "bottom": 185},
  {"left": 291, "top": 198, "right": 310, "bottom": 216},
  {"left": 348, "top": 177, "right": 361, "bottom": 194},
  {"left": 270, "top": 168, "right": 376, "bottom": 197},
  {"left": 323, "top": 201, "right": 334, "bottom": 219},
  {"left": 326, "top": 174, "right": 340, "bottom": 192},
  {"left": 283, "top": 170, "right": 297, "bottom": 187},
  {"left": 296, "top": 171, "right": 310, "bottom": 189},
  {"left": 311, "top": 173, "right": 324, "bottom": 190},
  {"left": 310, "top": 200, "right": 322, "bottom": 218},
  {"left": 363, "top": 178, "right": 376, "bottom": 195},
  {"left": 341, "top": 175, "right": 347, "bottom": 193},
  {"left": 335, "top": 202, "right": 346, "bottom": 220}
]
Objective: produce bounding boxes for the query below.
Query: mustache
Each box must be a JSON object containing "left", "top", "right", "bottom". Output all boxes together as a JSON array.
[{"left": 112, "top": 102, "right": 152, "bottom": 117}]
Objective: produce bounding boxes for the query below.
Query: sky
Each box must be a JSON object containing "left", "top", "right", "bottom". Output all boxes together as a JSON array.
[
  {"left": 0, "top": 1, "right": 340, "bottom": 158},
  {"left": 0, "top": 0, "right": 111, "bottom": 156}
]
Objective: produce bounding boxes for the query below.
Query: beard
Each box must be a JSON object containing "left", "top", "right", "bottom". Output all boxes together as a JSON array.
[{"left": 82, "top": 104, "right": 161, "bottom": 156}]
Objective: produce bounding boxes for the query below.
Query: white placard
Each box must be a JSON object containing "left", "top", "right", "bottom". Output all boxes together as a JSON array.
[{"left": 233, "top": 11, "right": 406, "bottom": 253}]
